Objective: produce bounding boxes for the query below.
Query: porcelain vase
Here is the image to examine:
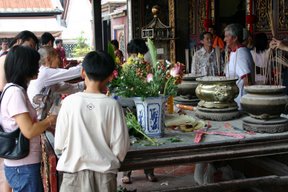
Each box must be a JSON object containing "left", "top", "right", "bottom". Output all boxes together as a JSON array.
[{"left": 133, "top": 97, "right": 166, "bottom": 138}]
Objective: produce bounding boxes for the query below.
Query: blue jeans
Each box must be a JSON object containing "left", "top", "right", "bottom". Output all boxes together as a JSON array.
[{"left": 4, "top": 163, "right": 44, "bottom": 192}]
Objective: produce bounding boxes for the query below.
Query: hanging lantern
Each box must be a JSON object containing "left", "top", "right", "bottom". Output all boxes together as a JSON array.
[{"left": 141, "top": 5, "right": 172, "bottom": 40}]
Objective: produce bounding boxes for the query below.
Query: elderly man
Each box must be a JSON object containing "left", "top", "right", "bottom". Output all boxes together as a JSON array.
[
  {"left": 224, "top": 23, "right": 254, "bottom": 108},
  {"left": 191, "top": 32, "right": 221, "bottom": 76}
]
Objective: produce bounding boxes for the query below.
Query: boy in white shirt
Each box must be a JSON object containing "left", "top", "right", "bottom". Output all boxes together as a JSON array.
[{"left": 54, "top": 51, "right": 130, "bottom": 192}]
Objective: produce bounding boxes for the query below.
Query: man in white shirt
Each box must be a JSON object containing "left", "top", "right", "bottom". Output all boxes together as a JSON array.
[
  {"left": 224, "top": 23, "right": 254, "bottom": 108},
  {"left": 191, "top": 32, "right": 221, "bottom": 76}
]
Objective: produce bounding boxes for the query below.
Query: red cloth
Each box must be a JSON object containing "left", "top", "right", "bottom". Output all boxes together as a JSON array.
[
  {"left": 212, "top": 36, "right": 225, "bottom": 50},
  {"left": 56, "top": 47, "right": 67, "bottom": 68}
]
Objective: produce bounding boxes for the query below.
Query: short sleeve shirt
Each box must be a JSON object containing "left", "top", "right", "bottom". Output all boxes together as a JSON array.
[
  {"left": 0, "top": 83, "right": 41, "bottom": 166},
  {"left": 225, "top": 47, "right": 254, "bottom": 107}
]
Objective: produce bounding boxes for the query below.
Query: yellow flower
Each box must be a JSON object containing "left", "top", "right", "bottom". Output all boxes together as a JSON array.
[
  {"left": 126, "top": 57, "right": 134, "bottom": 65},
  {"left": 137, "top": 53, "right": 144, "bottom": 59},
  {"left": 115, "top": 57, "right": 121, "bottom": 65}
]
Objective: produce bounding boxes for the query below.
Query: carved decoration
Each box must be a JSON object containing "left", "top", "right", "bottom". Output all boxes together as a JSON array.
[
  {"left": 254, "top": 0, "right": 270, "bottom": 32},
  {"left": 278, "top": 0, "right": 288, "bottom": 31},
  {"left": 211, "top": 0, "right": 215, "bottom": 23},
  {"left": 189, "top": 0, "right": 196, "bottom": 35},
  {"left": 198, "top": 0, "right": 206, "bottom": 33},
  {"left": 169, "top": 0, "right": 176, "bottom": 63}
]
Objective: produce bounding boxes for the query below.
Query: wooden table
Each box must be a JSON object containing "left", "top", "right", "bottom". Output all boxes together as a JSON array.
[{"left": 41, "top": 100, "right": 288, "bottom": 191}]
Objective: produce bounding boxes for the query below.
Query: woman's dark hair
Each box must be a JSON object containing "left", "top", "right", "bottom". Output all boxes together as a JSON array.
[
  {"left": 9, "top": 30, "right": 39, "bottom": 48},
  {"left": 5, "top": 46, "right": 40, "bottom": 90},
  {"left": 82, "top": 51, "right": 115, "bottom": 81},
  {"left": 127, "top": 38, "right": 148, "bottom": 55},
  {"left": 41, "top": 32, "right": 55, "bottom": 46},
  {"left": 111, "top": 39, "right": 119, "bottom": 49},
  {"left": 254, "top": 33, "right": 268, "bottom": 53}
]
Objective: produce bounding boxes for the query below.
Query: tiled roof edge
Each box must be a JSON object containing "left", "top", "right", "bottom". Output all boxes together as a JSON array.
[{"left": 0, "top": 8, "right": 62, "bottom": 13}]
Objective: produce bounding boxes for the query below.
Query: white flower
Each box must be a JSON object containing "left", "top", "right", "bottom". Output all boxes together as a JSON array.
[
  {"left": 146, "top": 73, "right": 153, "bottom": 82},
  {"left": 170, "top": 63, "right": 181, "bottom": 77}
]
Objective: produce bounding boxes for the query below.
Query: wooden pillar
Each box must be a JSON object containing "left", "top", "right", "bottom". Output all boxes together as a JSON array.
[
  {"left": 92, "top": 0, "right": 103, "bottom": 50},
  {"left": 127, "top": 0, "right": 133, "bottom": 41},
  {"left": 246, "top": 0, "right": 256, "bottom": 33},
  {"left": 204, "top": 0, "right": 212, "bottom": 31},
  {"left": 168, "top": 0, "right": 176, "bottom": 63}
]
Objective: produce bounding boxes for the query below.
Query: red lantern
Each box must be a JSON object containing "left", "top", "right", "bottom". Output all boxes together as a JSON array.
[
  {"left": 203, "top": 19, "right": 212, "bottom": 29},
  {"left": 246, "top": 15, "right": 256, "bottom": 24}
]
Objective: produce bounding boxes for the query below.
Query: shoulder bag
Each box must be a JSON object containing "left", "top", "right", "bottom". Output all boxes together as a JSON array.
[{"left": 0, "top": 85, "right": 30, "bottom": 159}]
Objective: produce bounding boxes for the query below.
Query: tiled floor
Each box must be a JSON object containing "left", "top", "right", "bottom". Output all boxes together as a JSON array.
[{"left": 117, "top": 164, "right": 197, "bottom": 192}]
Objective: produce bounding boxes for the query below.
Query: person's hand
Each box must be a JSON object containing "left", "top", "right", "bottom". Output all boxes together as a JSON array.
[
  {"left": 269, "top": 38, "right": 281, "bottom": 49},
  {"left": 270, "top": 38, "right": 288, "bottom": 51},
  {"left": 46, "top": 115, "right": 57, "bottom": 127}
]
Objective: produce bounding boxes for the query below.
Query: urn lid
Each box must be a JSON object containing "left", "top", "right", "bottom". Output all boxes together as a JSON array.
[
  {"left": 244, "top": 85, "right": 286, "bottom": 94},
  {"left": 196, "top": 76, "right": 238, "bottom": 83}
]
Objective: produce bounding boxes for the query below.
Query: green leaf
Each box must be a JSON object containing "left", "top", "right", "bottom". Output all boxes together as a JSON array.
[
  {"left": 167, "top": 137, "right": 182, "bottom": 143},
  {"left": 125, "top": 110, "right": 159, "bottom": 146},
  {"left": 107, "top": 42, "right": 116, "bottom": 61},
  {"left": 147, "top": 38, "right": 158, "bottom": 68}
]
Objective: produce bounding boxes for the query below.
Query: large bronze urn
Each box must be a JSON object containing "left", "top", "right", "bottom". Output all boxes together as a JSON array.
[
  {"left": 177, "top": 75, "right": 200, "bottom": 97},
  {"left": 241, "top": 85, "right": 288, "bottom": 133},
  {"left": 241, "top": 85, "right": 288, "bottom": 119},
  {"left": 195, "top": 76, "right": 239, "bottom": 121},
  {"left": 195, "top": 76, "right": 239, "bottom": 109},
  {"left": 175, "top": 74, "right": 201, "bottom": 105}
]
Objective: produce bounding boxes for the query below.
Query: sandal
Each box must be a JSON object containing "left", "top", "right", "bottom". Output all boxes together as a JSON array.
[
  {"left": 146, "top": 173, "right": 158, "bottom": 182},
  {"left": 122, "top": 175, "right": 132, "bottom": 184}
]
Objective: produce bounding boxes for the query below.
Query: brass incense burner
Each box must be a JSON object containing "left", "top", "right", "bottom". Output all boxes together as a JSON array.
[{"left": 195, "top": 76, "right": 239, "bottom": 109}]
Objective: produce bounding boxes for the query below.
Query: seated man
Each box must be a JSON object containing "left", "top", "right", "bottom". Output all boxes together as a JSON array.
[{"left": 191, "top": 32, "right": 221, "bottom": 76}]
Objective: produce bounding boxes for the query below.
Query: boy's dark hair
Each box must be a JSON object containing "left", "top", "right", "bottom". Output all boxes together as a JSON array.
[
  {"left": 111, "top": 39, "right": 119, "bottom": 49},
  {"left": 41, "top": 32, "right": 55, "bottom": 46},
  {"left": 82, "top": 51, "right": 115, "bottom": 81},
  {"left": 55, "top": 39, "right": 63, "bottom": 45},
  {"left": 200, "top": 32, "right": 212, "bottom": 40},
  {"left": 5, "top": 46, "right": 40, "bottom": 90},
  {"left": 9, "top": 30, "right": 39, "bottom": 48},
  {"left": 127, "top": 38, "right": 148, "bottom": 55},
  {"left": 254, "top": 33, "right": 268, "bottom": 53}
]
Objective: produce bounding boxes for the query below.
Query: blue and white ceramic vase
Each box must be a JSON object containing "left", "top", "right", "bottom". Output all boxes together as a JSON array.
[{"left": 133, "top": 97, "right": 166, "bottom": 138}]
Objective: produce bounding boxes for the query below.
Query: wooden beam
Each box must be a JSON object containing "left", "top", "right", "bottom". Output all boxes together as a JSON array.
[
  {"left": 120, "top": 135, "right": 288, "bottom": 171},
  {"left": 169, "top": 0, "right": 176, "bottom": 63},
  {"left": 92, "top": 0, "right": 103, "bottom": 50}
]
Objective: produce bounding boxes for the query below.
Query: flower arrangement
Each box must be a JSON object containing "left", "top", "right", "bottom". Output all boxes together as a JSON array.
[{"left": 110, "top": 39, "right": 184, "bottom": 98}]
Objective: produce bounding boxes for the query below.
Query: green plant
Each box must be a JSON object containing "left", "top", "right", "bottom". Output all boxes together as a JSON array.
[
  {"left": 125, "top": 110, "right": 158, "bottom": 145},
  {"left": 111, "top": 39, "right": 184, "bottom": 98},
  {"left": 72, "top": 32, "right": 91, "bottom": 58}
]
